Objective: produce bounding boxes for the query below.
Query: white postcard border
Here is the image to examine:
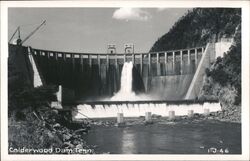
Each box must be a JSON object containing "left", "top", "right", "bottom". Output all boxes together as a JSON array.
[{"left": 1, "top": 1, "right": 249, "bottom": 161}]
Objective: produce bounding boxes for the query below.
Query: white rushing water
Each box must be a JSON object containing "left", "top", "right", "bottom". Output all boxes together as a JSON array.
[
  {"left": 111, "top": 61, "right": 136, "bottom": 101},
  {"left": 75, "top": 102, "right": 221, "bottom": 118},
  {"left": 75, "top": 61, "right": 221, "bottom": 119},
  {"left": 110, "top": 61, "right": 150, "bottom": 101}
]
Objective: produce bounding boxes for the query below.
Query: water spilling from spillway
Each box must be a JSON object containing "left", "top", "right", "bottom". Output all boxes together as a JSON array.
[
  {"left": 75, "top": 102, "right": 221, "bottom": 118},
  {"left": 110, "top": 61, "right": 150, "bottom": 101},
  {"left": 75, "top": 62, "right": 221, "bottom": 119},
  {"left": 111, "top": 61, "right": 135, "bottom": 101}
]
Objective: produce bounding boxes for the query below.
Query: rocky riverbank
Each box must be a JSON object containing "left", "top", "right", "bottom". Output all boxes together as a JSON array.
[
  {"left": 199, "top": 78, "right": 241, "bottom": 123},
  {"left": 8, "top": 107, "right": 95, "bottom": 154},
  {"left": 84, "top": 110, "right": 241, "bottom": 128}
]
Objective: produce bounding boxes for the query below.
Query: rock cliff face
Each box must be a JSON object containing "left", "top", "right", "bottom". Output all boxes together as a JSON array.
[
  {"left": 199, "top": 76, "right": 241, "bottom": 122},
  {"left": 198, "top": 26, "right": 241, "bottom": 122}
]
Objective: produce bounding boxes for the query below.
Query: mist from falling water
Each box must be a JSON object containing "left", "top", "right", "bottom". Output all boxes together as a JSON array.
[
  {"left": 75, "top": 103, "right": 222, "bottom": 118},
  {"left": 75, "top": 61, "right": 222, "bottom": 119},
  {"left": 111, "top": 61, "right": 150, "bottom": 101}
]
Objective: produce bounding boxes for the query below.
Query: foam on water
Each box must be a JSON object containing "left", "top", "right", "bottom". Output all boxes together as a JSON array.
[{"left": 75, "top": 102, "right": 221, "bottom": 118}]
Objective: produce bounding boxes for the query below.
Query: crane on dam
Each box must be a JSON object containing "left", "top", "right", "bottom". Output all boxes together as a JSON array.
[{"left": 9, "top": 20, "right": 46, "bottom": 45}]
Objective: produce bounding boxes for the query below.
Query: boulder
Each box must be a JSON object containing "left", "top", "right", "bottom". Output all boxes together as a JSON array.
[
  {"left": 72, "top": 140, "right": 81, "bottom": 145},
  {"left": 75, "top": 144, "right": 83, "bottom": 149},
  {"left": 63, "top": 142, "right": 74, "bottom": 148},
  {"left": 74, "top": 128, "right": 88, "bottom": 135},
  {"left": 62, "top": 133, "right": 72, "bottom": 141},
  {"left": 47, "top": 131, "right": 55, "bottom": 139},
  {"left": 115, "top": 122, "right": 126, "bottom": 127},
  {"left": 51, "top": 109, "right": 59, "bottom": 115},
  {"left": 53, "top": 123, "right": 61, "bottom": 128}
]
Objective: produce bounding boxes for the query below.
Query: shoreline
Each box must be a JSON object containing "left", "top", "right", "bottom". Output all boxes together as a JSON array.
[{"left": 75, "top": 110, "right": 241, "bottom": 128}]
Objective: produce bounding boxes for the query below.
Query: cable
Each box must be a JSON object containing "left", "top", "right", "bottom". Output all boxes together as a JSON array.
[{"left": 8, "top": 26, "right": 19, "bottom": 43}]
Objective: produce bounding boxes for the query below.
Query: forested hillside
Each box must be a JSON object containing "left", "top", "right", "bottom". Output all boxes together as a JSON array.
[{"left": 150, "top": 8, "right": 241, "bottom": 52}]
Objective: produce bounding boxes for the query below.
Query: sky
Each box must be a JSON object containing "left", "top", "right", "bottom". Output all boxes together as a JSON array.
[{"left": 8, "top": 8, "right": 190, "bottom": 53}]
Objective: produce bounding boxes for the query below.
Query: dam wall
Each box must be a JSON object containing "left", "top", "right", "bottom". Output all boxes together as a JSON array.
[
  {"left": 147, "top": 74, "right": 194, "bottom": 100},
  {"left": 8, "top": 44, "right": 206, "bottom": 101}
]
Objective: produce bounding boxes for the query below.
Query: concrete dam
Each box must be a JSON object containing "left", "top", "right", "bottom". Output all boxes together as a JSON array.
[{"left": 9, "top": 41, "right": 232, "bottom": 103}]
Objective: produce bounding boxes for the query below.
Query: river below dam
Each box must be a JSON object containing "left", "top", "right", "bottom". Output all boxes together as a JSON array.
[
  {"left": 77, "top": 62, "right": 241, "bottom": 154},
  {"left": 83, "top": 119, "right": 241, "bottom": 154}
]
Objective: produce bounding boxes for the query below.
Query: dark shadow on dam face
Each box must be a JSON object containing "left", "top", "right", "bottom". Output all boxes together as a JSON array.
[
  {"left": 77, "top": 64, "right": 145, "bottom": 100},
  {"left": 132, "top": 66, "right": 145, "bottom": 94},
  {"left": 17, "top": 44, "right": 200, "bottom": 102},
  {"left": 35, "top": 58, "right": 146, "bottom": 101}
]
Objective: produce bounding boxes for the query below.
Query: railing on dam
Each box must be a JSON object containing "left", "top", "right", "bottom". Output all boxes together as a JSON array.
[{"left": 31, "top": 46, "right": 205, "bottom": 76}]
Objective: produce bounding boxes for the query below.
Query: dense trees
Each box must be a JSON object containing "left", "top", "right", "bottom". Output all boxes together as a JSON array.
[
  {"left": 150, "top": 8, "right": 241, "bottom": 52},
  {"left": 206, "top": 24, "right": 241, "bottom": 105}
]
